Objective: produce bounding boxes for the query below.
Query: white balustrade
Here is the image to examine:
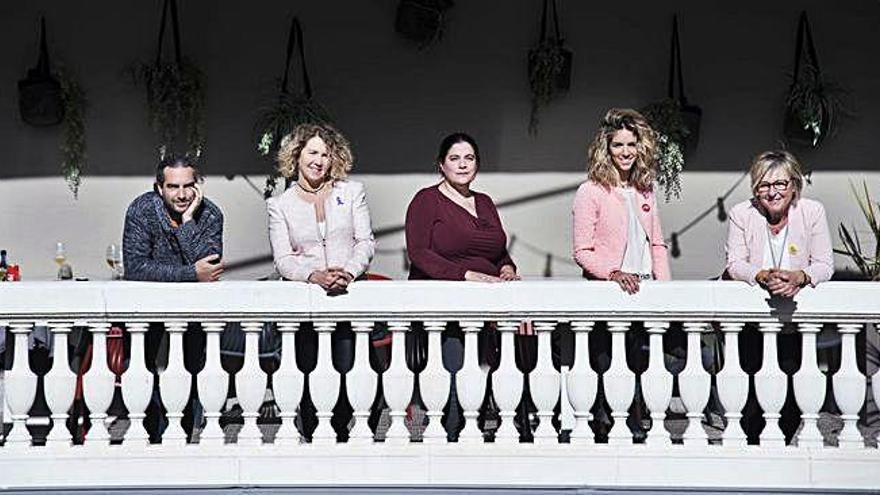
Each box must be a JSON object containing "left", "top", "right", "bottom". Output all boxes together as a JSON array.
[
  {"left": 834, "top": 324, "right": 866, "bottom": 449},
  {"left": 307, "top": 321, "right": 338, "bottom": 445},
  {"left": 5, "top": 323, "right": 37, "bottom": 448},
  {"left": 159, "top": 321, "right": 190, "bottom": 444},
  {"left": 792, "top": 322, "right": 825, "bottom": 448},
  {"left": 196, "top": 321, "right": 229, "bottom": 446},
  {"left": 492, "top": 320, "right": 523, "bottom": 444},
  {"left": 717, "top": 322, "right": 748, "bottom": 447},
  {"left": 347, "top": 321, "right": 377, "bottom": 444},
  {"left": 456, "top": 320, "right": 486, "bottom": 443},
  {"left": 874, "top": 322, "right": 880, "bottom": 427},
  {"left": 237, "top": 321, "right": 268, "bottom": 445},
  {"left": 679, "top": 322, "right": 711, "bottom": 445},
  {"left": 419, "top": 320, "right": 450, "bottom": 444},
  {"left": 605, "top": 321, "right": 635, "bottom": 445},
  {"left": 82, "top": 322, "right": 115, "bottom": 445},
  {"left": 271, "top": 322, "right": 302, "bottom": 445},
  {"left": 754, "top": 322, "right": 786, "bottom": 447},
  {"left": 642, "top": 321, "right": 672, "bottom": 446},
  {"left": 44, "top": 322, "right": 76, "bottom": 448},
  {"left": 567, "top": 321, "right": 597, "bottom": 444},
  {"left": 1, "top": 281, "right": 878, "bottom": 491}
]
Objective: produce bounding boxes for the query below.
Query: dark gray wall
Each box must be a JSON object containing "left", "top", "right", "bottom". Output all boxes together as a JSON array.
[{"left": 2, "top": 0, "right": 879, "bottom": 178}]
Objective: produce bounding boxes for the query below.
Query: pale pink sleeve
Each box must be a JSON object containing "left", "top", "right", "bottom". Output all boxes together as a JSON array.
[
  {"left": 343, "top": 182, "right": 376, "bottom": 278},
  {"left": 267, "top": 198, "right": 313, "bottom": 282},
  {"left": 725, "top": 204, "right": 761, "bottom": 285},
  {"left": 572, "top": 183, "right": 616, "bottom": 280},
  {"left": 803, "top": 201, "right": 834, "bottom": 286},
  {"left": 649, "top": 192, "right": 671, "bottom": 280}
]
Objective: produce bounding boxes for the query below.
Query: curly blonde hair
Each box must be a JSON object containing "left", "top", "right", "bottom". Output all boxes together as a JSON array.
[
  {"left": 277, "top": 123, "right": 354, "bottom": 181},
  {"left": 586, "top": 108, "right": 658, "bottom": 193}
]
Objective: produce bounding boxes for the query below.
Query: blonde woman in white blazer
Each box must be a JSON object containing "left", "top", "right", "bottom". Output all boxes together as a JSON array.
[{"left": 268, "top": 123, "right": 376, "bottom": 294}]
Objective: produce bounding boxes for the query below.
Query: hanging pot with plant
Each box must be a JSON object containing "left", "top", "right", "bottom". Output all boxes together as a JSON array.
[
  {"left": 783, "top": 11, "right": 846, "bottom": 148},
  {"left": 641, "top": 15, "right": 700, "bottom": 201},
  {"left": 17, "top": 17, "right": 88, "bottom": 198},
  {"left": 527, "top": 0, "right": 572, "bottom": 136},
  {"left": 255, "top": 17, "right": 332, "bottom": 199},
  {"left": 131, "top": 0, "right": 205, "bottom": 159},
  {"left": 394, "top": 0, "right": 454, "bottom": 48}
]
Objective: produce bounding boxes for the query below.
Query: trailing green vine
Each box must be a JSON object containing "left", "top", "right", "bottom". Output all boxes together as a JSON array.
[
  {"left": 58, "top": 68, "right": 87, "bottom": 198},
  {"left": 642, "top": 99, "right": 687, "bottom": 201}
]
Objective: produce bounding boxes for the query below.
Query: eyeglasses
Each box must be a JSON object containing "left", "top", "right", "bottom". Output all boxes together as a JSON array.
[{"left": 756, "top": 179, "right": 790, "bottom": 194}]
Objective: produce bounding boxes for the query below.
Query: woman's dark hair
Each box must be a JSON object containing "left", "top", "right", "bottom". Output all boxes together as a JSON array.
[
  {"left": 155, "top": 155, "right": 202, "bottom": 185},
  {"left": 436, "top": 132, "right": 480, "bottom": 166}
]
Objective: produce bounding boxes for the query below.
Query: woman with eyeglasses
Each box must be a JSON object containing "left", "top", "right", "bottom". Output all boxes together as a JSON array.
[{"left": 725, "top": 150, "right": 833, "bottom": 297}]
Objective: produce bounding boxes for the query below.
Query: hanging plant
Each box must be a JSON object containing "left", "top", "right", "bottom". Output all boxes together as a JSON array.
[
  {"left": 255, "top": 17, "right": 332, "bottom": 199},
  {"left": 527, "top": 0, "right": 572, "bottom": 136},
  {"left": 394, "top": 0, "right": 454, "bottom": 49},
  {"left": 641, "top": 15, "right": 700, "bottom": 201},
  {"left": 59, "top": 68, "right": 87, "bottom": 198},
  {"left": 130, "top": 0, "right": 204, "bottom": 158},
  {"left": 836, "top": 180, "right": 880, "bottom": 281},
  {"left": 783, "top": 11, "right": 848, "bottom": 148}
]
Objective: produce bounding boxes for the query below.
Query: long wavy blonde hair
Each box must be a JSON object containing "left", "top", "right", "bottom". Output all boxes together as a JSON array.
[
  {"left": 277, "top": 123, "right": 354, "bottom": 182},
  {"left": 586, "top": 108, "right": 657, "bottom": 193}
]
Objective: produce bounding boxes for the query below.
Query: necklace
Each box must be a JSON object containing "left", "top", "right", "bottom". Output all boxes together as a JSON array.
[{"left": 297, "top": 180, "right": 326, "bottom": 194}]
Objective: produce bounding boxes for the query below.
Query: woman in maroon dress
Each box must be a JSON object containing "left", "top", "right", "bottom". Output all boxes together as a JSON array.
[{"left": 405, "top": 132, "right": 519, "bottom": 282}]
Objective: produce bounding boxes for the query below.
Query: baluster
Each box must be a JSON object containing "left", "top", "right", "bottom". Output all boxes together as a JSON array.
[
  {"left": 874, "top": 322, "right": 880, "bottom": 433},
  {"left": 121, "top": 322, "right": 153, "bottom": 447},
  {"left": 419, "top": 321, "right": 450, "bottom": 444},
  {"left": 755, "top": 322, "right": 786, "bottom": 447},
  {"left": 717, "top": 322, "right": 748, "bottom": 447},
  {"left": 834, "top": 323, "right": 866, "bottom": 449},
  {"left": 792, "top": 322, "right": 825, "bottom": 449},
  {"left": 605, "top": 321, "right": 635, "bottom": 445},
  {"left": 532, "top": 321, "right": 560, "bottom": 444},
  {"left": 83, "top": 322, "right": 115, "bottom": 446},
  {"left": 457, "top": 321, "right": 487, "bottom": 443},
  {"left": 237, "top": 321, "right": 268, "bottom": 446},
  {"left": 196, "top": 322, "right": 229, "bottom": 446},
  {"left": 348, "top": 321, "right": 377, "bottom": 444},
  {"left": 680, "top": 322, "right": 711, "bottom": 445},
  {"left": 4, "top": 323, "right": 37, "bottom": 448},
  {"left": 493, "top": 320, "right": 524, "bottom": 445},
  {"left": 273, "top": 322, "right": 303, "bottom": 445},
  {"left": 568, "top": 321, "right": 597, "bottom": 444},
  {"left": 643, "top": 321, "right": 672, "bottom": 447},
  {"left": 160, "top": 321, "right": 190, "bottom": 444},
  {"left": 309, "top": 321, "right": 340, "bottom": 444},
  {"left": 384, "top": 321, "right": 414, "bottom": 444},
  {"left": 44, "top": 322, "right": 76, "bottom": 448}
]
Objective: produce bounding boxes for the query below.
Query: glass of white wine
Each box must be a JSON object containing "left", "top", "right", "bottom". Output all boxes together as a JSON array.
[
  {"left": 106, "top": 243, "right": 122, "bottom": 280},
  {"left": 55, "top": 242, "right": 72, "bottom": 280}
]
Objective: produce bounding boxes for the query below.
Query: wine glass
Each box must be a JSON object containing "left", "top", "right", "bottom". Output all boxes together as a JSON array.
[
  {"left": 55, "top": 242, "right": 71, "bottom": 280},
  {"left": 105, "top": 243, "right": 122, "bottom": 280}
]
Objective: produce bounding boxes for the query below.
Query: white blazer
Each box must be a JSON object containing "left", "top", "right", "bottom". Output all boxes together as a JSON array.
[{"left": 267, "top": 180, "right": 376, "bottom": 281}]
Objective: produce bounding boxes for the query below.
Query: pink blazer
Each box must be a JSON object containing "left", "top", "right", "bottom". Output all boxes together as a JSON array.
[
  {"left": 571, "top": 180, "right": 671, "bottom": 280},
  {"left": 267, "top": 180, "right": 376, "bottom": 281},
  {"left": 725, "top": 197, "right": 833, "bottom": 286}
]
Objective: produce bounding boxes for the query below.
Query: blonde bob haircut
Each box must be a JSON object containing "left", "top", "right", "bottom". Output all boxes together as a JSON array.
[
  {"left": 586, "top": 108, "right": 658, "bottom": 193},
  {"left": 277, "top": 123, "right": 354, "bottom": 182},
  {"left": 748, "top": 150, "right": 805, "bottom": 203}
]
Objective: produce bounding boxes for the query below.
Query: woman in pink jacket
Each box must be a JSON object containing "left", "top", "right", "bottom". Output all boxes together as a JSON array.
[
  {"left": 267, "top": 123, "right": 376, "bottom": 294},
  {"left": 725, "top": 150, "right": 833, "bottom": 297},
  {"left": 572, "top": 108, "right": 671, "bottom": 294}
]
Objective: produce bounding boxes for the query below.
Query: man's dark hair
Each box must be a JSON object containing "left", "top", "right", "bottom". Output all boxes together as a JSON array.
[{"left": 155, "top": 155, "right": 202, "bottom": 186}]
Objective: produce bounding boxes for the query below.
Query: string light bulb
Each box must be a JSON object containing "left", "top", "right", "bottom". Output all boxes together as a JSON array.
[
  {"left": 670, "top": 232, "right": 681, "bottom": 258},
  {"left": 716, "top": 197, "right": 728, "bottom": 222}
]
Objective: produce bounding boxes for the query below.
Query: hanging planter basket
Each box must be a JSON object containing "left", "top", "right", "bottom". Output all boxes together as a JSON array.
[
  {"left": 642, "top": 15, "right": 700, "bottom": 201},
  {"left": 255, "top": 17, "right": 332, "bottom": 199},
  {"left": 18, "top": 17, "right": 64, "bottom": 127},
  {"left": 527, "top": 0, "right": 572, "bottom": 136},
  {"left": 783, "top": 11, "right": 845, "bottom": 149},
  {"left": 131, "top": 0, "right": 205, "bottom": 159}
]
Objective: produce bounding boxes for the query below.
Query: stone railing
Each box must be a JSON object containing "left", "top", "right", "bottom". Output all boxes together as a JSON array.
[{"left": 0, "top": 281, "right": 878, "bottom": 492}]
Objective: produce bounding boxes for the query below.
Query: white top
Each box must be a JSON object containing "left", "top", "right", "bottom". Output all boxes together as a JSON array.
[
  {"left": 619, "top": 188, "right": 653, "bottom": 277},
  {"left": 762, "top": 224, "right": 792, "bottom": 270}
]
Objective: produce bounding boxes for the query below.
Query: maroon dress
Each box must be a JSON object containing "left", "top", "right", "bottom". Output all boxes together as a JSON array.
[{"left": 405, "top": 185, "right": 515, "bottom": 280}]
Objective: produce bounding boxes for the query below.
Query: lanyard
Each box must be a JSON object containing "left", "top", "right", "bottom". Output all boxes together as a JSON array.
[{"left": 766, "top": 224, "right": 789, "bottom": 270}]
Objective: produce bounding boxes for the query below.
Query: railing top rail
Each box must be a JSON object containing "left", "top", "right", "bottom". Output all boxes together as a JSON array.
[{"left": 1, "top": 280, "right": 878, "bottom": 323}]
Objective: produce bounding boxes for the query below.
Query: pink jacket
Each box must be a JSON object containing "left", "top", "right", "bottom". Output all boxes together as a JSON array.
[
  {"left": 725, "top": 197, "right": 833, "bottom": 286},
  {"left": 267, "top": 180, "right": 376, "bottom": 281},
  {"left": 571, "top": 180, "right": 671, "bottom": 280}
]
